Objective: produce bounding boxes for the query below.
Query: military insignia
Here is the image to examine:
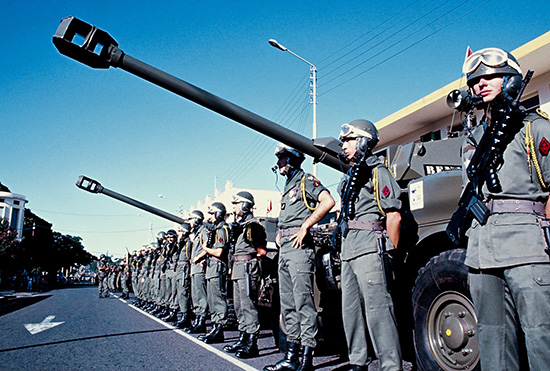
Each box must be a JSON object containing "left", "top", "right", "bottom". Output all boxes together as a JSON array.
[
  {"left": 308, "top": 175, "right": 314, "bottom": 180},
  {"left": 540, "top": 137, "right": 550, "bottom": 156},
  {"left": 218, "top": 237, "right": 223, "bottom": 243},
  {"left": 313, "top": 180, "right": 320, "bottom": 187},
  {"left": 382, "top": 186, "right": 391, "bottom": 197}
]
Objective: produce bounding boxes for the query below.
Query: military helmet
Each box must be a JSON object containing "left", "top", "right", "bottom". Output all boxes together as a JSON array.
[
  {"left": 156, "top": 231, "right": 166, "bottom": 241},
  {"left": 208, "top": 202, "right": 227, "bottom": 221},
  {"left": 463, "top": 47, "right": 522, "bottom": 89},
  {"left": 189, "top": 210, "right": 204, "bottom": 223},
  {"left": 100, "top": 254, "right": 105, "bottom": 259},
  {"left": 232, "top": 191, "right": 255, "bottom": 213},
  {"left": 339, "top": 119, "right": 379, "bottom": 157},
  {"left": 165, "top": 229, "right": 178, "bottom": 238},
  {"left": 274, "top": 143, "right": 305, "bottom": 166}
]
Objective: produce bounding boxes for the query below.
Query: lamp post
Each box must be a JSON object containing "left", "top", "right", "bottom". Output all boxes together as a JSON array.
[{"left": 269, "top": 39, "right": 318, "bottom": 176}]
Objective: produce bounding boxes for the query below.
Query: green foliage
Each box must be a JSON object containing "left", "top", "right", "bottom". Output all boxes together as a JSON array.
[{"left": 0, "top": 218, "right": 19, "bottom": 261}]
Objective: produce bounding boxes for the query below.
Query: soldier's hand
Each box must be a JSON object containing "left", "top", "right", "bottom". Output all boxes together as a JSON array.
[{"left": 290, "top": 226, "right": 308, "bottom": 249}]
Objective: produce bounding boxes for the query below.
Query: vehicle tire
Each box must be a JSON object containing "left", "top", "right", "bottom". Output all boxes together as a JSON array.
[{"left": 412, "top": 249, "right": 480, "bottom": 371}]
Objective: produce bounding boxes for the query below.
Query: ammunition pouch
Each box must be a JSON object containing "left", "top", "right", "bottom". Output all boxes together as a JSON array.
[{"left": 321, "top": 251, "right": 341, "bottom": 291}]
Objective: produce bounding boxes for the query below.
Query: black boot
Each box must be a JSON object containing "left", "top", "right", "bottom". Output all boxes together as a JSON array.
[
  {"left": 187, "top": 316, "right": 206, "bottom": 334},
  {"left": 161, "top": 309, "right": 178, "bottom": 322},
  {"left": 223, "top": 331, "right": 248, "bottom": 353},
  {"left": 263, "top": 342, "right": 299, "bottom": 371},
  {"left": 202, "top": 323, "right": 224, "bottom": 344},
  {"left": 297, "top": 346, "right": 314, "bottom": 371},
  {"left": 236, "top": 333, "right": 259, "bottom": 359},
  {"left": 176, "top": 313, "right": 191, "bottom": 329},
  {"left": 156, "top": 307, "right": 169, "bottom": 318}
]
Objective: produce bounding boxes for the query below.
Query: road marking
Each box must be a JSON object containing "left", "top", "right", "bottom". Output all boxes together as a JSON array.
[
  {"left": 24, "top": 315, "right": 65, "bottom": 335},
  {"left": 128, "top": 303, "right": 258, "bottom": 371}
]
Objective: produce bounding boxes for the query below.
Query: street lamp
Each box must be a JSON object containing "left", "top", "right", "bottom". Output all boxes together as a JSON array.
[{"left": 269, "top": 39, "right": 318, "bottom": 176}]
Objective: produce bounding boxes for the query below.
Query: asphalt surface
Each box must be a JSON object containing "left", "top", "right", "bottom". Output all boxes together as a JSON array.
[{"left": 0, "top": 286, "right": 412, "bottom": 370}]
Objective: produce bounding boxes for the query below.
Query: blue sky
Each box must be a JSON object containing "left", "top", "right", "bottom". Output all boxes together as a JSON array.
[{"left": 3, "top": 1, "right": 550, "bottom": 257}]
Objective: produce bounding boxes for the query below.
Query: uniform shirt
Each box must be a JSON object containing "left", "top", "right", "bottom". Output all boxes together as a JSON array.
[
  {"left": 463, "top": 111, "right": 550, "bottom": 269},
  {"left": 278, "top": 169, "right": 329, "bottom": 229},
  {"left": 205, "top": 221, "right": 230, "bottom": 280},
  {"left": 190, "top": 225, "right": 207, "bottom": 275},
  {"left": 340, "top": 155, "right": 402, "bottom": 261},
  {"left": 175, "top": 237, "right": 191, "bottom": 264},
  {"left": 232, "top": 214, "right": 267, "bottom": 280}
]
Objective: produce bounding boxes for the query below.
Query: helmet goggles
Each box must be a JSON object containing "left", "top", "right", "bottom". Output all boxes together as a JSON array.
[
  {"left": 462, "top": 47, "right": 522, "bottom": 76},
  {"left": 339, "top": 123, "right": 374, "bottom": 141}
]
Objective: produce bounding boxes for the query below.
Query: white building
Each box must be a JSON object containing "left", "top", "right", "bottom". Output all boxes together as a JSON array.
[{"left": 0, "top": 191, "right": 28, "bottom": 241}]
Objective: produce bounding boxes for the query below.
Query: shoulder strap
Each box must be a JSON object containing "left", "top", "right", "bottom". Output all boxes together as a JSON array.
[
  {"left": 301, "top": 174, "right": 318, "bottom": 211},
  {"left": 525, "top": 120, "right": 547, "bottom": 190}
]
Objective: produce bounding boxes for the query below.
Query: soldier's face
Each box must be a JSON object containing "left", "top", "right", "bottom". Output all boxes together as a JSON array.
[
  {"left": 342, "top": 138, "right": 357, "bottom": 161},
  {"left": 277, "top": 156, "right": 291, "bottom": 176},
  {"left": 232, "top": 202, "right": 242, "bottom": 216},
  {"left": 472, "top": 76, "right": 503, "bottom": 103}
]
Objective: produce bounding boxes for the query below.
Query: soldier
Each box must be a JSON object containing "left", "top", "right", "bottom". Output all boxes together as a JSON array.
[
  {"left": 223, "top": 191, "right": 267, "bottom": 358},
  {"left": 186, "top": 210, "right": 208, "bottom": 334},
  {"left": 198, "top": 202, "right": 231, "bottom": 344},
  {"left": 120, "top": 258, "right": 130, "bottom": 299},
  {"left": 174, "top": 222, "right": 193, "bottom": 329},
  {"left": 460, "top": 47, "right": 550, "bottom": 370},
  {"left": 160, "top": 229, "right": 179, "bottom": 322},
  {"left": 264, "top": 144, "right": 335, "bottom": 371},
  {"left": 338, "top": 119, "right": 403, "bottom": 371},
  {"left": 97, "top": 254, "right": 110, "bottom": 298}
]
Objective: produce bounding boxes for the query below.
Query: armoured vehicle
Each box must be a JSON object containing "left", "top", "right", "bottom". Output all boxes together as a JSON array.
[{"left": 55, "top": 16, "right": 478, "bottom": 370}]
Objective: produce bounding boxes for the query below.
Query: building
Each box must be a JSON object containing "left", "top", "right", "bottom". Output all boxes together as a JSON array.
[
  {"left": 0, "top": 191, "right": 28, "bottom": 241},
  {"left": 375, "top": 30, "right": 550, "bottom": 148},
  {"left": 182, "top": 180, "right": 281, "bottom": 220}
]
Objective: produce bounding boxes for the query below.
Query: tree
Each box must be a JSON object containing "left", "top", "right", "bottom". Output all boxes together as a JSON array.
[{"left": 0, "top": 218, "right": 19, "bottom": 263}]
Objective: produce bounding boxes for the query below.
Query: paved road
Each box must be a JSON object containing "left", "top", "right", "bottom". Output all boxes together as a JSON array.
[{"left": 0, "top": 286, "right": 412, "bottom": 370}]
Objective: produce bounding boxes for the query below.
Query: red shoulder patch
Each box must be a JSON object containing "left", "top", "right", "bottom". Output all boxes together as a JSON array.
[
  {"left": 313, "top": 180, "right": 320, "bottom": 187},
  {"left": 539, "top": 137, "right": 550, "bottom": 156},
  {"left": 382, "top": 186, "right": 391, "bottom": 198},
  {"left": 218, "top": 237, "right": 223, "bottom": 243}
]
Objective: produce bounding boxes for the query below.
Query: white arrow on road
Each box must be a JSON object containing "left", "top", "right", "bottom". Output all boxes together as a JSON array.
[{"left": 24, "top": 315, "right": 65, "bottom": 335}]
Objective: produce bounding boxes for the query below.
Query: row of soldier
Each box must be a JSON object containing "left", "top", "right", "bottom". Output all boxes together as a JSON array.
[{"left": 128, "top": 191, "right": 267, "bottom": 360}]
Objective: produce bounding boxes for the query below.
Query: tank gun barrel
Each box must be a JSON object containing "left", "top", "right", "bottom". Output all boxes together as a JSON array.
[
  {"left": 53, "top": 16, "right": 345, "bottom": 172},
  {"left": 76, "top": 175, "right": 187, "bottom": 225}
]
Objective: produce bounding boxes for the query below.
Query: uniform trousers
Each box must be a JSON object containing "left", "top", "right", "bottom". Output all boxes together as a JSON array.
[
  {"left": 469, "top": 263, "right": 550, "bottom": 371},
  {"left": 341, "top": 252, "right": 402, "bottom": 370},
  {"left": 278, "top": 243, "right": 317, "bottom": 348}
]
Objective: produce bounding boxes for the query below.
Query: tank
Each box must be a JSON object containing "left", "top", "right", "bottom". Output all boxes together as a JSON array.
[{"left": 55, "top": 16, "right": 480, "bottom": 370}]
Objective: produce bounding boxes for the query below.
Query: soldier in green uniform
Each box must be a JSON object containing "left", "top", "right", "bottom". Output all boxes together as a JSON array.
[
  {"left": 264, "top": 143, "right": 335, "bottom": 371},
  {"left": 186, "top": 210, "right": 209, "bottom": 334},
  {"left": 198, "top": 202, "right": 230, "bottom": 344},
  {"left": 338, "top": 120, "right": 403, "bottom": 371},
  {"left": 120, "top": 258, "right": 130, "bottom": 299},
  {"left": 460, "top": 47, "right": 550, "bottom": 370},
  {"left": 223, "top": 191, "right": 267, "bottom": 358},
  {"left": 161, "top": 229, "right": 179, "bottom": 322},
  {"left": 97, "top": 254, "right": 110, "bottom": 298},
  {"left": 174, "top": 222, "right": 193, "bottom": 329}
]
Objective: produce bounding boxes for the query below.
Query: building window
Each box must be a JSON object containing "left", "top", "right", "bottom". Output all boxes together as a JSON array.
[{"left": 10, "top": 208, "right": 20, "bottom": 230}]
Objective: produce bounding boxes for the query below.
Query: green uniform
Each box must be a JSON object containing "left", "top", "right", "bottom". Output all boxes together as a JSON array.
[
  {"left": 174, "top": 236, "right": 192, "bottom": 315},
  {"left": 190, "top": 225, "right": 208, "bottom": 317},
  {"left": 231, "top": 214, "right": 266, "bottom": 334},
  {"left": 97, "top": 259, "right": 109, "bottom": 297},
  {"left": 463, "top": 111, "right": 550, "bottom": 370},
  {"left": 278, "top": 169, "right": 327, "bottom": 348},
  {"left": 205, "top": 222, "right": 230, "bottom": 325},
  {"left": 340, "top": 155, "right": 402, "bottom": 370}
]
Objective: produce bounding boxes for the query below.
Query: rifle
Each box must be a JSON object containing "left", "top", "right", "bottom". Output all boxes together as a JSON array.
[
  {"left": 447, "top": 70, "right": 534, "bottom": 244},
  {"left": 376, "top": 232, "right": 393, "bottom": 293},
  {"left": 331, "top": 155, "right": 370, "bottom": 252}
]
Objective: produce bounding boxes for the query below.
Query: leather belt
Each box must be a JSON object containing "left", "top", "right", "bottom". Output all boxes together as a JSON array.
[
  {"left": 279, "top": 227, "right": 301, "bottom": 237},
  {"left": 486, "top": 199, "right": 545, "bottom": 216},
  {"left": 233, "top": 253, "right": 257, "bottom": 262},
  {"left": 347, "top": 219, "right": 383, "bottom": 231}
]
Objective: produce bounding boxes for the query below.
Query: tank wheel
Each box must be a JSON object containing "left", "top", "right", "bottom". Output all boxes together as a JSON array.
[{"left": 412, "top": 249, "right": 480, "bottom": 371}]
